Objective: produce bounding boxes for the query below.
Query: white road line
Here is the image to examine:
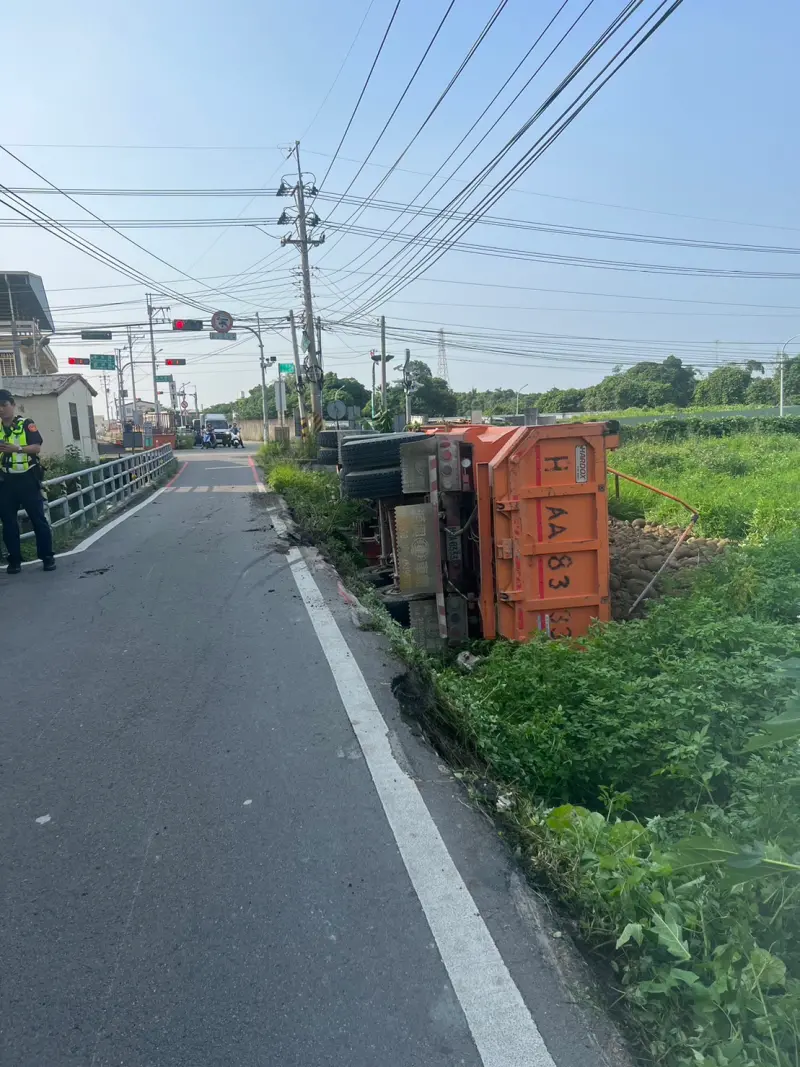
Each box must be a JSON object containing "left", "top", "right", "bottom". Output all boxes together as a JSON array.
[
  {"left": 270, "top": 508, "right": 557, "bottom": 1067},
  {"left": 175, "top": 486, "right": 192, "bottom": 493},
  {"left": 22, "top": 487, "right": 168, "bottom": 565}
]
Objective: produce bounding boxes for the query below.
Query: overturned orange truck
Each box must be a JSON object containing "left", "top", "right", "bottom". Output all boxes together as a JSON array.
[{"left": 342, "top": 421, "right": 620, "bottom": 648}]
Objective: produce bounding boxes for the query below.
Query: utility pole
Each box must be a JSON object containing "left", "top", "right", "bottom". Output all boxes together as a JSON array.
[
  {"left": 126, "top": 327, "right": 138, "bottom": 426},
  {"left": 115, "top": 347, "right": 124, "bottom": 423},
  {"left": 316, "top": 316, "right": 324, "bottom": 374},
  {"left": 146, "top": 294, "right": 169, "bottom": 427},
  {"left": 377, "top": 320, "right": 394, "bottom": 414},
  {"left": 279, "top": 142, "right": 324, "bottom": 431},
  {"left": 101, "top": 373, "right": 111, "bottom": 422},
  {"left": 403, "top": 349, "right": 412, "bottom": 426},
  {"left": 256, "top": 313, "right": 269, "bottom": 444},
  {"left": 289, "top": 309, "right": 307, "bottom": 434}
]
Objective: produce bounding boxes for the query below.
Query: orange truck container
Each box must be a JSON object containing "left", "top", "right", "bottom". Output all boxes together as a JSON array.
[{"left": 395, "top": 421, "right": 617, "bottom": 644}]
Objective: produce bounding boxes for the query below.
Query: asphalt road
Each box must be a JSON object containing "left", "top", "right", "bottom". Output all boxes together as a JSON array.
[{"left": 0, "top": 447, "right": 623, "bottom": 1067}]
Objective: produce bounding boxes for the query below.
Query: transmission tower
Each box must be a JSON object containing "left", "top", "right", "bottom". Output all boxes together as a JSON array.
[{"left": 437, "top": 328, "right": 449, "bottom": 383}]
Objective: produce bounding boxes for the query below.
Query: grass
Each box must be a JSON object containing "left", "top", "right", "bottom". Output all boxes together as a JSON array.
[
  {"left": 431, "top": 536, "right": 800, "bottom": 1066},
  {"left": 610, "top": 433, "right": 800, "bottom": 540},
  {"left": 259, "top": 436, "right": 800, "bottom": 1065}
]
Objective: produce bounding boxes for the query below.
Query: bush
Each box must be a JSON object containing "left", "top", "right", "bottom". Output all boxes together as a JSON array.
[{"left": 435, "top": 538, "right": 800, "bottom": 1065}]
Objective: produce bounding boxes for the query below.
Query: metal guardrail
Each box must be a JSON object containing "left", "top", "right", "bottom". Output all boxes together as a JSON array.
[{"left": 19, "top": 444, "right": 174, "bottom": 544}]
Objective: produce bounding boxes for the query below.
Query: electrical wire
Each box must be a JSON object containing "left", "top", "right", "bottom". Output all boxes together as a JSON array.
[
  {"left": 319, "top": 0, "right": 404, "bottom": 190},
  {"left": 339, "top": 0, "right": 687, "bottom": 319}
]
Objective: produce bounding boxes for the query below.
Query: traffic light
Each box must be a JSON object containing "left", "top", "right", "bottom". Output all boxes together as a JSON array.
[
  {"left": 172, "top": 319, "right": 203, "bottom": 331},
  {"left": 68, "top": 357, "right": 90, "bottom": 365},
  {"left": 164, "top": 359, "right": 186, "bottom": 366}
]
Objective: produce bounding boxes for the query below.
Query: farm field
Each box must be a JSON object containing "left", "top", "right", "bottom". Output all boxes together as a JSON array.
[{"left": 610, "top": 433, "right": 800, "bottom": 540}]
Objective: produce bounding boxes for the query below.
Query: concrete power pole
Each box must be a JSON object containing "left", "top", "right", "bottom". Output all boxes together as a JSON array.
[
  {"left": 380, "top": 315, "right": 387, "bottom": 407},
  {"left": 146, "top": 294, "right": 170, "bottom": 427},
  {"left": 279, "top": 142, "right": 324, "bottom": 431},
  {"left": 289, "top": 309, "right": 307, "bottom": 434}
]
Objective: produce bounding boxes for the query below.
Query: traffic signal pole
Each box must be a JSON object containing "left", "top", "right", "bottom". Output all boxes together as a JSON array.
[{"left": 146, "top": 295, "right": 159, "bottom": 423}]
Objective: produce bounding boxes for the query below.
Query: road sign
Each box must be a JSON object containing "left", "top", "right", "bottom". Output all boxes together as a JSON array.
[
  {"left": 211, "top": 310, "right": 233, "bottom": 334},
  {"left": 81, "top": 330, "right": 113, "bottom": 341},
  {"left": 180, "top": 400, "right": 189, "bottom": 410},
  {"left": 327, "top": 399, "right": 347, "bottom": 421},
  {"left": 89, "top": 354, "right": 116, "bottom": 370},
  {"left": 278, "top": 363, "right": 294, "bottom": 374},
  {"left": 209, "top": 331, "right": 237, "bottom": 340},
  {"left": 155, "top": 374, "right": 173, "bottom": 383}
]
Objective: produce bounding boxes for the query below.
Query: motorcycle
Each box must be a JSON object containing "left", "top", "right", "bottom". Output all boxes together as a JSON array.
[
  {"left": 231, "top": 431, "right": 244, "bottom": 449},
  {"left": 202, "top": 430, "right": 217, "bottom": 449}
]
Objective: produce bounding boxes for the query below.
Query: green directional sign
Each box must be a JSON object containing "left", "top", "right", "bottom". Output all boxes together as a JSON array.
[
  {"left": 89, "top": 353, "right": 116, "bottom": 371},
  {"left": 156, "top": 374, "right": 174, "bottom": 383},
  {"left": 278, "top": 363, "right": 295, "bottom": 374}
]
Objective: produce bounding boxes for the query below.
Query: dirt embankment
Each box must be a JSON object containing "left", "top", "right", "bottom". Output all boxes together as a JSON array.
[{"left": 609, "top": 518, "right": 729, "bottom": 619}]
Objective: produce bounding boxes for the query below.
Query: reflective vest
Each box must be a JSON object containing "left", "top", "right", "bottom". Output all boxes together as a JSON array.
[{"left": 1, "top": 417, "right": 35, "bottom": 473}]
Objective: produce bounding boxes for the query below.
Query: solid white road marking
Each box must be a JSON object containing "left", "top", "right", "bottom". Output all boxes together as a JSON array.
[
  {"left": 22, "top": 487, "right": 168, "bottom": 566},
  {"left": 270, "top": 508, "right": 557, "bottom": 1067}
]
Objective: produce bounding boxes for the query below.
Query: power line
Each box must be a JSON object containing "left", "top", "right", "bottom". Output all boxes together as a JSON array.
[
  {"left": 339, "top": 0, "right": 688, "bottom": 319},
  {"left": 301, "top": 0, "right": 379, "bottom": 138},
  {"left": 319, "top": 0, "right": 404, "bottom": 189}
]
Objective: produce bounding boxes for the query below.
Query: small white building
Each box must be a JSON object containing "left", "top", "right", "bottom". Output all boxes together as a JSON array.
[{"left": 2, "top": 375, "right": 99, "bottom": 461}]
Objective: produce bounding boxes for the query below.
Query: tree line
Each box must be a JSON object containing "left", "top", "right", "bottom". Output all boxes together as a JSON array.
[{"left": 205, "top": 354, "right": 800, "bottom": 421}]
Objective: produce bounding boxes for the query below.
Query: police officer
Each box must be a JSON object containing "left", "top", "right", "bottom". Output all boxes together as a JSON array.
[{"left": 0, "top": 389, "right": 56, "bottom": 574}]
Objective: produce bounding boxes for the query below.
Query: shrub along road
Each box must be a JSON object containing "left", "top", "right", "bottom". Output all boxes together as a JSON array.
[{"left": 0, "top": 449, "right": 618, "bottom": 1067}]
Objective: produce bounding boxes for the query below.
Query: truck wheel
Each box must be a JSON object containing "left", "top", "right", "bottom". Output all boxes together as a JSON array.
[
  {"left": 318, "top": 446, "right": 338, "bottom": 465},
  {"left": 342, "top": 467, "right": 402, "bottom": 499},
  {"left": 341, "top": 433, "right": 422, "bottom": 472},
  {"left": 318, "top": 429, "right": 339, "bottom": 448}
]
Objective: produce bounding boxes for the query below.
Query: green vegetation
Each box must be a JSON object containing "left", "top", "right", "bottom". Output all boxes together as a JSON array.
[
  {"left": 260, "top": 431, "right": 800, "bottom": 1064},
  {"left": 610, "top": 433, "right": 800, "bottom": 540},
  {"left": 433, "top": 538, "right": 800, "bottom": 1067},
  {"left": 255, "top": 442, "right": 367, "bottom": 574}
]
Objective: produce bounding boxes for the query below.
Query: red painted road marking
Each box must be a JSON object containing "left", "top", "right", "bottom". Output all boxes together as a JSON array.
[
  {"left": 247, "top": 456, "right": 265, "bottom": 491},
  {"left": 165, "top": 461, "right": 188, "bottom": 488}
]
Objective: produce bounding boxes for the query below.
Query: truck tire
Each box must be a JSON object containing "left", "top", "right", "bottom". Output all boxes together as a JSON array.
[
  {"left": 341, "top": 433, "right": 423, "bottom": 472},
  {"left": 342, "top": 467, "right": 402, "bottom": 500},
  {"left": 318, "top": 446, "right": 339, "bottom": 465},
  {"left": 318, "top": 429, "right": 339, "bottom": 448}
]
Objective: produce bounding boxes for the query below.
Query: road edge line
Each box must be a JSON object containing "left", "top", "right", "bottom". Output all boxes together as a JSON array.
[
  {"left": 22, "top": 487, "right": 169, "bottom": 565},
  {"left": 269, "top": 506, "right": 557, "bottom": 1067}
]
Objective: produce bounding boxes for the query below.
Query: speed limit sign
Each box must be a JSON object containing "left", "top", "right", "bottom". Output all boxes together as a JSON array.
[{"left": 211, "top": 310, "right": 233, "bottom": 333}]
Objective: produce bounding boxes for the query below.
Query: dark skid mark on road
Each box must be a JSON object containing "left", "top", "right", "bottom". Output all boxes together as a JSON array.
[{"left": 80, "top": 566, "right": 112, "bottom": 577}]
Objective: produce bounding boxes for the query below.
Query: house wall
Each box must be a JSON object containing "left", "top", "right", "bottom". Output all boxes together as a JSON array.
[
  {"left": 14, "top": 383, "right": 99, "bottom": 460},
  {"left": 56, "top": 382, "right": 99, "bottom": 460},
  {"left": 12, "top": 395, "right": 66, "bottom": 456}
]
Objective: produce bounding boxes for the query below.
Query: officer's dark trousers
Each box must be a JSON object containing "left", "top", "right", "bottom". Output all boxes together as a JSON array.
[{"left": 0, "top": 471, "right": 54, "bottom": 563}]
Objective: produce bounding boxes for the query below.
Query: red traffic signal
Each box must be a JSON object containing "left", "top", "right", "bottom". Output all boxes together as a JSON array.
[
  {"left": 68, "top": 357, "right": 91, "bottom": 365},
  {"left": 172, "top": 319, "right": 203, "bottom": 331},
  {"left": 164, "top": 359, "right": 186, "bottom": 366}
]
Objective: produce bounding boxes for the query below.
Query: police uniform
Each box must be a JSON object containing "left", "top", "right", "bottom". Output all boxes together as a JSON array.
[{"left": 0, "top": 416, "right": 54, "bottom": 567}]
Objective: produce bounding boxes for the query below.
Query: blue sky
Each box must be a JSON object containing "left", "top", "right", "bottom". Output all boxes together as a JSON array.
[{"left": 3, "top": 0, "right": 799, "bottom": 408}]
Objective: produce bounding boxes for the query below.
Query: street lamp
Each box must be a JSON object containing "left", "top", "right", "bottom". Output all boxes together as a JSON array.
[
  {"left": 516, "top": 383, "right": 529, "bottom": 417},
  {"left": 237, "top": 314, "right": 276, "bottom": 443},
  {"left": 779, "top": 334, "right": 799, "bottom": 417}
]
